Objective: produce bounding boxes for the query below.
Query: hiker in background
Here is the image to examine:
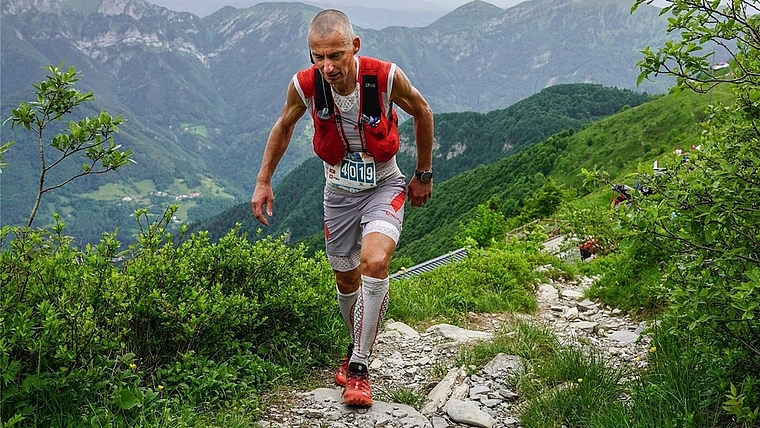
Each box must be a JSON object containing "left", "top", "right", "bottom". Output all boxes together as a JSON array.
[
  {"left": 250, "top": 9, "right": 434, "bottom": 407},
  {"left": 578, "top": 238, "right": 598, "bottom": 261}
]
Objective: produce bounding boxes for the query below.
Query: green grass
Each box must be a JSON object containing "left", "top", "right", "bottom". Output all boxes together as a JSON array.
[
  {"left": 455, "top": 320, "right": 560, "bottom": 370},
  {"left": 455, "top": 319, "right": 629, "bottom": 428},
  {"left": 78, "top": 182, "right": 137, "bottom": 200},
  {"left": 449, "top": 318, "right": 632, "bottom": 428},
  {"left": 518, "top": 345, "right": 629, "bottom": 426},
  {"left": 375, "top": 385, "right": 428, "bottom": 410},
  {"left": 388, "top": 246, "right": 540, "bottom": 328},
  {"left": 551, "top": 86, "right": 734, "bottom": 190},
  {"left": 584, "top": 330, "right": 726, "bottom": 428},
  {"left": 174, "top": 200, "right": 196, "bottom": 221},
  {"left": 448, "top": 315, "right": 734, "bottom": 428},
  {"left": 134, "top": 179, "right": 157, "bottom": 194},
  {"left": 180, "top": 123, "right": 209, "bottom": 137}
]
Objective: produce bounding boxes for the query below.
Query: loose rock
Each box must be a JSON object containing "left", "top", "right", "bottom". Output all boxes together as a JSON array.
[{"left": 255, "top": 270, "right": 651, "bottom": 428}]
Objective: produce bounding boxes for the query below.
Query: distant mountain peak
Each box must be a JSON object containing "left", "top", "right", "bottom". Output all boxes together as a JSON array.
[
  {"left": 430, "top": 0, "right": 505, "bottom": 32},
  {"left": 458, "top": 0, "right": 506, "bottom": 12},
  {"left": 3, "top": 0, "right": 63, "bottom": 15}
]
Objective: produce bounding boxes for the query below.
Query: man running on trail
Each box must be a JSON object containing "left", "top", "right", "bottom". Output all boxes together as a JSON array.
[{"left": 250, "top": 9, "right": 434, "bottom": 407}]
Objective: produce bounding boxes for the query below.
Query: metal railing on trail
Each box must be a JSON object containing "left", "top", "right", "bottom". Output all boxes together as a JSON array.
[
  {"left": 389, "top": 219, "right": 570, "bottom": 281},
  {"left": 389, "top": 247, "right": 468, "bottom": 280}
]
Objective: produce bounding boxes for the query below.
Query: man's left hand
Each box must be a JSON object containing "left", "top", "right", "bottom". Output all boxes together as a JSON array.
[{"left": 407, "top": 177, "right": 432, "bottom": 207}]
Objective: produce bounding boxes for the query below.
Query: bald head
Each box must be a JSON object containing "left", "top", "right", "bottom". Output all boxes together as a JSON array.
[{"left": 308, "top": 9, "right": 355, "bottom": 47}]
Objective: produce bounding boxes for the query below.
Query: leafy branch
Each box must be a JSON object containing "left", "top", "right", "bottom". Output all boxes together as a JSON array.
[
  {"left": 3, "top": 61, "right": 134, "bottom": 227},
  {"left": 633, "top": 0, "right": 760, "bottom": 93}
]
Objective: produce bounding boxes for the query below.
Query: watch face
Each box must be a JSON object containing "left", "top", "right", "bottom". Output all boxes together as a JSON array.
[{"left": 418, "top": 171, "right": 433, "bottom": 182}]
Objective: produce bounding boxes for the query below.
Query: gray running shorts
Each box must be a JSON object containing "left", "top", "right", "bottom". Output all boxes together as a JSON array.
[{"left": 323, "top": 176, "right": 406, "bottom": 260}]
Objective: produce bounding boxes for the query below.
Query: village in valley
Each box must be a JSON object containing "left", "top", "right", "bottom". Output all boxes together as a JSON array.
[
  {"left": 120, "top": 190, "right": 202, "bottom": 204},
  {"left": 117, "top": 188, "right": 205, "bottom": 224}
]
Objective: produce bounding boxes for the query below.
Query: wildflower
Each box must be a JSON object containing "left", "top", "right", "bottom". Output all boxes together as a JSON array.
[
  {"left": 649, "top": 346, "right": 656, "bottom": 353},
  {"left": 578, "top": 378, "right": 583, "bottom": 383},
  {"left": 158, "top": 385, "right": 164, "bottom": 390},
  {"left": 635, "top": 356, "right": 641, "bottom": 361},
  {"left": 129, "top": 363, "right": 137, "bottom": 370}
]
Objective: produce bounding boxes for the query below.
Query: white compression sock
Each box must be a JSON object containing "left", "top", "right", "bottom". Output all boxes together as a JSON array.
[
  {"left": 337, "top": 286, "right": 359, "bottom": 340},
  {"left": 351, "top": 275, "right": 389, "bottom": 365}
]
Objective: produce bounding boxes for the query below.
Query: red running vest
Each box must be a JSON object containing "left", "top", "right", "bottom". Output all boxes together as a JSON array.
[{"left": 295, "top": 56, "right": 400, "bottom": 166}]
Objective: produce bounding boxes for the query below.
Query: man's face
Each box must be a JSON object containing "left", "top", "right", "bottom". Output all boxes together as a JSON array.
[{"left": 309, "top": 30, "right": 359, "bottom": 92}]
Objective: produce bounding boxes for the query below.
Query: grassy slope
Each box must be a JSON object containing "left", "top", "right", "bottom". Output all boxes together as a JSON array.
[{"left": 395, "top": 86, "right": 734, "bottom": 263}]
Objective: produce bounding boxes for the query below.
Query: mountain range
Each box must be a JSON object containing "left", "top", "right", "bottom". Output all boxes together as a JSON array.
[
  {"left": 146, "top": 0, "right": 455, "bottom": 28},
  {"left": 0, "top": 0, "right": 674, "bottom": 244}
]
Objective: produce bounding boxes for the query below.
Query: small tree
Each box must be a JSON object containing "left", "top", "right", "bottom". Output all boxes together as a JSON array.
[
  {"left": 454, "top": 197, "right": 508, "bottom": 249},
  {"left": 519, "top": 177, "right": 566, "bottom": 221},
  {"left": 3, "top": 61, "right": 133, "bottom": 226}
]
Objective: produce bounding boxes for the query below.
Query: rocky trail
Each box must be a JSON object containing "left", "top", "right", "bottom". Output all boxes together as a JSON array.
[{"left": 257, "top": 268, "right": 652, "bottom": 428}]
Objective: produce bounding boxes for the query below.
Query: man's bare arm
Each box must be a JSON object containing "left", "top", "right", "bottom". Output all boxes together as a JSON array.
[
  {"left": 251, "top": 80, "right": 307, "bottom": 225},
  {"left": 390, "top": 66, "right": 434, "bottom": 206}
]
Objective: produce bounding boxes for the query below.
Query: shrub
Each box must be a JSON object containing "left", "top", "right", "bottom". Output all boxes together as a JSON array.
[{"left": 0, "top": 208, "right": 339, "bottom": 426}]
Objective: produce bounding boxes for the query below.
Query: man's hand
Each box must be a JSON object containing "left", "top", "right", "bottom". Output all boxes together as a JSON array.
[
  {"left": 251, "top": 183, "right": 275, "bottom": 226},
  {"left": 407, "top": 176, "right": 432, "bottom": 207}
]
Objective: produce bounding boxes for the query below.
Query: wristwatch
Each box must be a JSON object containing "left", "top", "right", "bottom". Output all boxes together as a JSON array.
[{"left": 415, "top": 169, "right": 433, "bottom": 183}]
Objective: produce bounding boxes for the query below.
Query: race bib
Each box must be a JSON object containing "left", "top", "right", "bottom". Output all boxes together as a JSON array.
[{"left": 326, "top": 152, "right": 377, "bottom": 193}]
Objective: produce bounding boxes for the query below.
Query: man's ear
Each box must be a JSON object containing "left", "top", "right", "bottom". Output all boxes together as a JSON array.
[
  {"left": 309, "top": 48, "right": 314, "bottom": 64},
  {"left": 353, "top": 37, "right": 360, "bottom": 55}
]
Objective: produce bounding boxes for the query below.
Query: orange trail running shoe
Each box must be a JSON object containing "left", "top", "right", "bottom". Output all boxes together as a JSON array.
[
  {"left": 342, "top": 362, "right": 373, "bottom": 407},
  {"left": 334, "top": 344, "right": 353, "bottom": 387}
]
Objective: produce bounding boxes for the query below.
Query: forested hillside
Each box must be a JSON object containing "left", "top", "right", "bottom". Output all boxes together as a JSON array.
[
  {"left": 189, "top": 83, "right": 650, "bottom": 244},
  {"left": 397, "top": 86, "right": 733, "bottom": 262},
  {"left": 396, "top": 84, "right": 651, "bottom": 182}
]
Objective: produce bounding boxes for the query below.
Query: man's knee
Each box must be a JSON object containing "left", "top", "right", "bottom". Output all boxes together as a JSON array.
[
  {"left": 359, "top": 231, "right": 396, "bottom": 278},
  {"left": 361, "top": 253, "right": 391, "bottom": 278}
]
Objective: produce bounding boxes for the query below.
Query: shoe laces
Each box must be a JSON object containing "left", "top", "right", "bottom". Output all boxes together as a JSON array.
[
  {"left": 346, "top": 373, "right": 370, "bottom": 395},
  {"left": 346, "top": 362, "right": 370, "bottom": 388}
]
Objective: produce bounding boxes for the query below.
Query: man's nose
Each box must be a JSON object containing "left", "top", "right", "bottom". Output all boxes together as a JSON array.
[{"left": 323, "top": 60, "right": 334, "bottom": 73}]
